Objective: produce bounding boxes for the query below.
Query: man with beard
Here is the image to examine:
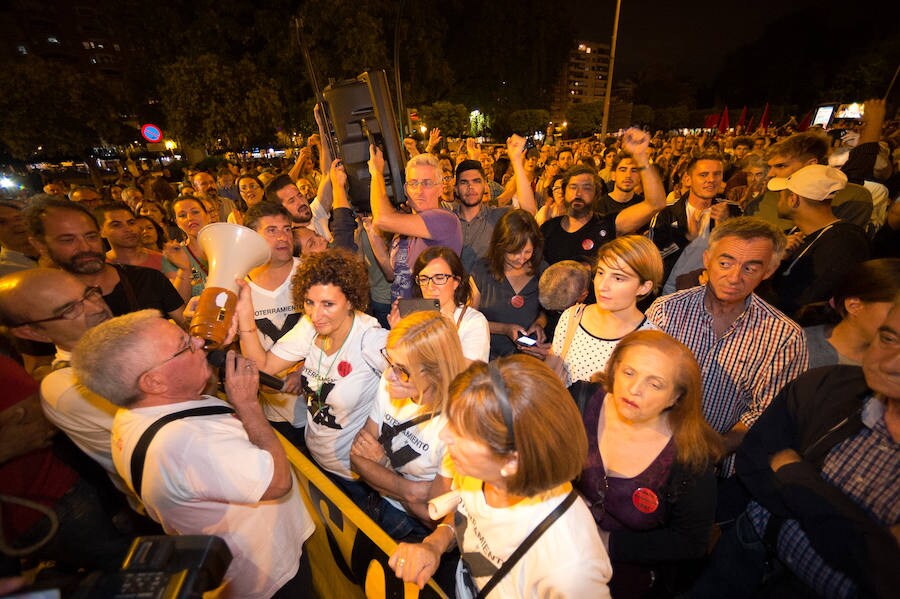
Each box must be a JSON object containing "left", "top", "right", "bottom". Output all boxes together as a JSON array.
[
  {"left": 540, "top": 128, "right": 666, "bottom": 265},
  {"left": 453, "top": 135, "right": 536, "bottom": 271},
  {"left": 594, "top": 153, "right": 650, "bottom": 220},
  {"left": 264, "top": 173, "right": 332, "bottom": 254},
  {"left": 25, "top": 198, "right": 185, "bottom": 324},
  {"left": 191, "top": 171, "right": 236, "bottom": 223}
]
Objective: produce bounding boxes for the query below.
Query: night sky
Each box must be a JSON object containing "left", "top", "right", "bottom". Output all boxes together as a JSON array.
[{"left": 576, "top": 0, "right": 818, "bottom": 84}]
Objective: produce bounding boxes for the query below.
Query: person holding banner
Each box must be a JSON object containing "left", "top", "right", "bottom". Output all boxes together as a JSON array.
[
  {"left": 350, "top": 311, "right": 466, "bottom": 541},
  {"left": 388, "top": 355, "right": 612, "bottom": 597}
]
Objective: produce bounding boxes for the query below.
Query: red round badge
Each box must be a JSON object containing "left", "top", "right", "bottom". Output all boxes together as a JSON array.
[
  {"left": 510, "top": 294, "right": 525, "bottom": 308},
  {"left": 337, "top": 361, "right": 352, "bottom": 377},
  {"left": 632, "top": 487, "right": 659, "bottom": 513},
  {"left": 581, "top": 238, "right": 595, "bottom": 251}
]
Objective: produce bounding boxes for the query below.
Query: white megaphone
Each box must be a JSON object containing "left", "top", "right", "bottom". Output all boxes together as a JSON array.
[{"left": 189, "top": 223, "right": 271, "bottom": 349}]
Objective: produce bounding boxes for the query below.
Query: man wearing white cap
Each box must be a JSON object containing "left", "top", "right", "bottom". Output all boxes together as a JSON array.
[{"left": 768, "top": 164, "right": 870, "bottom": 316}]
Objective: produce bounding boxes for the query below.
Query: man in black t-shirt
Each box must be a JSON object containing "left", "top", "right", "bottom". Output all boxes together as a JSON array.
[
  {"left": 540, "top": 128, "right": 666, "bottom": 265},
  {"left": 25, "top": 198, "right": 185, "bottom": 323}
]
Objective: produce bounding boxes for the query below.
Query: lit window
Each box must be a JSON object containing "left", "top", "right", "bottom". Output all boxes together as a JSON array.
[
  {"left": 82, "top": 41, "right": 90, "bottom": 49},
  {"left": 90, "top": 58, "right": 97, "bottom": 64},
  {"left": 114, "top": 44, "right": 120, "bottom": 51},
  {"left": 97, "top": 43, "right": 104, "bottom": 49},
  {"left": 16, "top": 45, "right": 27, "bottom": 55},
  {"left": 47, "top": 36, "right": 60, "bottom": 44}
]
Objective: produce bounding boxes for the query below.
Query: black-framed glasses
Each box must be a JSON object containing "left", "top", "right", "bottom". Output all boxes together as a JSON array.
[
  {"left": 380, "top": 348, "right": 411, "bottom": 383},
  {"left": 14, "top": 286, "right": 103, "bottom": 326},
  {"left": 414, "top": 273, "right": 457, "bottom": 286},
  {"left": 141, "top": 335, "right": 198, "bottom": 377}
]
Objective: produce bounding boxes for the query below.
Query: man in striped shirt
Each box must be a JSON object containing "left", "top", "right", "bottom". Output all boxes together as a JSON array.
[{"left": 646, "top": 217, "right": 808, "bottom": 471}]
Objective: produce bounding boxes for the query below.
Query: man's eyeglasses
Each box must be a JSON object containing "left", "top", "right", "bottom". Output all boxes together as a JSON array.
[
  {"left": 405, "top": 180, "right": 439, "bottom": 190},
  {"left": 14, "top": 286, "right": 103, "bottom": 326},
  {"left": 141, "top": 335, "right": 198, "bottom": 377},
  {"left": 414, "top": 273, "right": 457, "bottom": 286},
  {"left": 380, "top": 348, "right": 411, "bottom": 383}
]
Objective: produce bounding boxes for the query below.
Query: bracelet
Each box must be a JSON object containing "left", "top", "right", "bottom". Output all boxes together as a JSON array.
[
  {"left": 435, "top": 522, "right": 455, "bottom": 535},
  {"left": 238, "top": 327, "right": 257, "bottom": 334}
]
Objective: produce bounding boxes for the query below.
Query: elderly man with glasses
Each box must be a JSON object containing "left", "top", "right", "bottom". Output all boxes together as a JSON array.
[
  {"left": 368, "top": 146, "right": 462, "bottom": 301},
  {"left": 71, "top": 310, "right": 315, "bottom": 599}
]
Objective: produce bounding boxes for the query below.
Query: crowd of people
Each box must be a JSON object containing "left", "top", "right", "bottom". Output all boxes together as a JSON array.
[{"left": 0, "top": 96, "right": 898, "bottom": 598}]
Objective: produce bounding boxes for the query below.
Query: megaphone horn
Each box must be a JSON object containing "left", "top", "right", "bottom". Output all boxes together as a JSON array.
[{"left": 189, "top": 223, "right": 271, "bottom": 349}]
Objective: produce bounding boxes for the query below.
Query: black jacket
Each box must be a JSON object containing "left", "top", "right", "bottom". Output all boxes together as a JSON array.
[{"left": 735, "top": 365, "right": 900, "bottom": 599}]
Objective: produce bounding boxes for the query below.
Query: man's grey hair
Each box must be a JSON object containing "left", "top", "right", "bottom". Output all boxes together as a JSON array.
[
  {"left": 742, "top": 154, "right": 767, "bottom": 173},
  {"left": 709, "top": 216, "right": 787, "bottom": 263},
  {"left": 405, "top": 153, "right": 441, "bottom": 182},
  {"left": 72, "top": 309, "right": 163, "bottom": 407}
]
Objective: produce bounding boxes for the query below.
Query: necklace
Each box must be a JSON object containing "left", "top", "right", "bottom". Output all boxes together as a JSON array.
[{"left": 311, "top": 313, "right": 355, "bottom": 395}]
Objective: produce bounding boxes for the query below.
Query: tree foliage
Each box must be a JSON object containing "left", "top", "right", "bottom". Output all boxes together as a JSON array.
[
  {"left": 419, "top": 102, "right": 469, "bottom": 137},
  {"left": 0, "top": 57, "right": 127, "bottom": 160},
  {"left": 160, "top": 54, "right": 284, "bottom": 150},
  {"left": 566, "top": 102, "right": 603, "bottom": 137},
  {"left": 507, "top": 110, "right": 551, "bottom": 135}
]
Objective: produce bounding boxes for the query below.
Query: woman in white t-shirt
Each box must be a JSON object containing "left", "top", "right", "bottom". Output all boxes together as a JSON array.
[
  {"left": 350, "top": 311, "right": 467, "bottom": 541},
  {"left": 388, "top": 356, "right": 612, "bottom": 598},
  {"left": 552, "top": 235, "right": 663, "bottom": 387},
  {"left": 398, "top": 246, "right": 490, "bottom": 363},
  {"left": 235, "top": 248, "right": 387, "bottom": 493}
]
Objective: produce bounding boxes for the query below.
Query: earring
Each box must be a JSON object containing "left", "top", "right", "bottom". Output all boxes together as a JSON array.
[{"left": 500, "top": 467, "right": 510, "bottom": 478}]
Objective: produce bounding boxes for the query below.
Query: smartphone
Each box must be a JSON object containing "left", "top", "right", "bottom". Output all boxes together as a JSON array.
[
  {"left": 398, "top": 298, "right": 440, "bottom": 318},
  {"left": 516, "top": 335, "right": 538, "bottom": 346}
]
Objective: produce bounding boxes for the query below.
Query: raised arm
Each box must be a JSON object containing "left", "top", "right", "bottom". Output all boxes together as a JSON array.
[
  {"left": 507, "top": 134, "right": 536, "bottom": 214},
  {"left": 224, "top": 350, "right": 292, "bottom": 500},
  {"left": 615, "top": 128, "right": 666, "bottom": 234},
  {"left": 368, "top": 144, "right": 433, "bottom": 238}
]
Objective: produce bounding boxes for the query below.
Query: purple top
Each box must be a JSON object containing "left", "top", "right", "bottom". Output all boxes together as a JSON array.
[
  {"left": 407, "top": 208, "right": 462, "bottom": 267},
  {"left": 577, "top": 391, "right": 674, "bottom": 532}
]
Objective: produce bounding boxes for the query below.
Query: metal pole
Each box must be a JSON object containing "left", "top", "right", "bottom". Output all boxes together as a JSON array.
[{"left": 601, "top": 0, "right": 622, "bottom": 136}]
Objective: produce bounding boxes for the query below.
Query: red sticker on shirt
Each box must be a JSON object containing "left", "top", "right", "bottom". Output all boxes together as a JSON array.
[
  {"left": 632, "top": 487, "right": 659, "bottom": 513},
  {"left": 510, "top": 294, "right": 525, "bottom": 308},
  {"left": 581, "top": 238, "right": 595, "bottom": 251},
  {"left": 337, "top": 361, "right": 352, "bottom": 377}
]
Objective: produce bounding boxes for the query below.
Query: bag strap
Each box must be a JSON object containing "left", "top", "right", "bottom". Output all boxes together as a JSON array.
[
  {"left": 113, "top": 264, "right": 140, "bottom": 312},
  {"left": 377, "top": 411, "right": 440, "bottom": 448},
  {"left": 476, "top": 489, "right": 578, "bottom": 599},
  {"left": 557, "top": 303, "right": 586, "bottom": 362},
  {"left": 130, "top": 405, "right": 235, "bottom": 499},
  {"left": 455, "top": 305, "right": 468, "bottom": 330}
]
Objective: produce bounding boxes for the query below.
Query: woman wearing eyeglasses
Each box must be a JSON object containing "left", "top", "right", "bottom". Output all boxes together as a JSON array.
[
  {"left": 235, "top": 248, "right": 388, "bottom": 496},
  {"left": 577, "top": 330, "right": 722, "bottom": 596},
  {"left": 350, "top": 311, "right": 466, "bottom": 541},
  {"left": 407, "top": 246, "right": 489, "bottom": 363},
  {"left": 389, "top": 356, "right": 612, "bottom": 597}
]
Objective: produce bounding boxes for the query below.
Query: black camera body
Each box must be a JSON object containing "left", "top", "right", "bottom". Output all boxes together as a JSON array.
[{"left": 72, "top": 535, "right": 231, "bottom": 599}]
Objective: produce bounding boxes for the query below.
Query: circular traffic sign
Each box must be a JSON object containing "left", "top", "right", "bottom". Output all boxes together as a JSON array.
[{"left": 141, "top": 124, "right": 163, "bottom": 143}]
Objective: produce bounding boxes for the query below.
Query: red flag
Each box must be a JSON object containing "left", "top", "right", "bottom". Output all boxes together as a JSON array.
[
  {"left": 718, "top": 106, "right": 730, "bottom": 133},
  {"left": 736, "top": 106, "right": 747, "bottom": 129},
  {"left": 798, "top": 110, "right": 812, "bottom": 131},
  {"left": 745, "top": 113, "right": 756, "bottom": 133},
  {"left": 704, "top": 113, "right": 719, "bottom": 129},
  {"left": 759, "top": 103, "right": 770, "bottom": 133}
]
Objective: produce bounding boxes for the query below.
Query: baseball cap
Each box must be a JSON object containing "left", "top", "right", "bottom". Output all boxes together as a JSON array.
[{"left": 767, "top": 164, "right": 847, "bottom": 201}]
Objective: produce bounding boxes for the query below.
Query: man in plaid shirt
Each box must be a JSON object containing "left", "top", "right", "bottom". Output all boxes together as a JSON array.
[{"left": 646, "top": 217, "right": 808, "bottom": 473}]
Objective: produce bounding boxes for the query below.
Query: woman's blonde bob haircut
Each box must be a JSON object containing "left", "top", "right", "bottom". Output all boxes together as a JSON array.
[{"left": 387, "top": 311, "right": 467, "bottom": 413}]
